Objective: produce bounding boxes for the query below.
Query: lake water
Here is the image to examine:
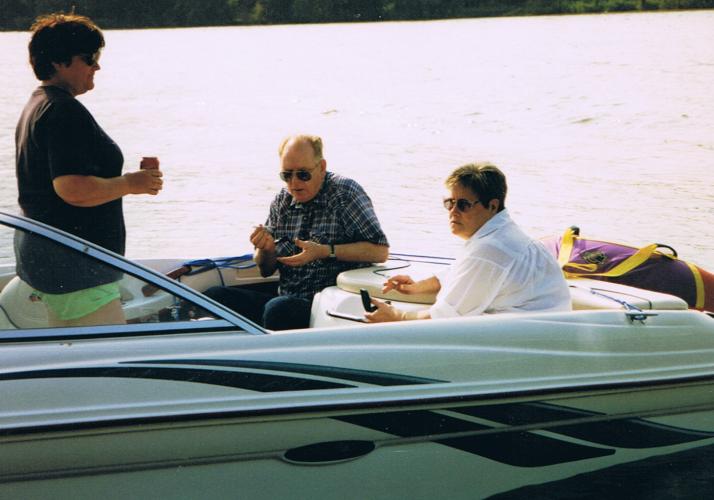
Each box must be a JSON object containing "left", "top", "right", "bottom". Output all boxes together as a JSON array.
[{"left": 1, "top": 10, "right": 713, "bottom": 268}]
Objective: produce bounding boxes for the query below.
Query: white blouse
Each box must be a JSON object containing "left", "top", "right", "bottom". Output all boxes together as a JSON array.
[{"left": 430, "top": 210, "right": 571, "bottom": 318}]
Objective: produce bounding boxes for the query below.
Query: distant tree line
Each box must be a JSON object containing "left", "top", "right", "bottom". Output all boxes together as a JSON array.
[{"left": 2, "top": 0, "right": 713, "bottom": 30}]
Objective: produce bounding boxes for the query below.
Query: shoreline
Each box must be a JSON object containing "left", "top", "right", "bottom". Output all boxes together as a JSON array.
[{"left": 1, "top": 2, "right": 712, "bottom": 32}]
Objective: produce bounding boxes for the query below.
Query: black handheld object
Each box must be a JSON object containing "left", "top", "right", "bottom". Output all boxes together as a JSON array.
[
  {"left": 360, "top": 288, "right": 377, "bottom": 312},
  {"left": 326, "top": 310, "right": 367, "bottom": 323}
]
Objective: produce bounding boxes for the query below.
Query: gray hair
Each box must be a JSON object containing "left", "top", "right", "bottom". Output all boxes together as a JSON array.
[{"left": 278, "top": 134, "right": 324, "bottom": 162}]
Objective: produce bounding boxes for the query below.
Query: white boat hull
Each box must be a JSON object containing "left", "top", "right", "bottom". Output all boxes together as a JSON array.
[
  {"left": 1, "top": 211, "right": 713, "bottom": 499},
  {"left": 3, "top": 309, "right": 714, "bottom": 498}
]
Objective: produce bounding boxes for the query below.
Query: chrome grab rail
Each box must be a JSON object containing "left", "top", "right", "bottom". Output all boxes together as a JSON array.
[{"left": 588, "top": 288, "right": 658, "bottom": 323}]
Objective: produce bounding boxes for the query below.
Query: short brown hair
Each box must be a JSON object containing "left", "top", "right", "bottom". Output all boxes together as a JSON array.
[
  {"left": 29, "top": 13, "right": 105, "bottom": 80},
  {"left": 278, "top": 134, "right": 324, "bottom": 162},
  {"left": 445, "top": 162, "right": 507, "bottom": 211}
]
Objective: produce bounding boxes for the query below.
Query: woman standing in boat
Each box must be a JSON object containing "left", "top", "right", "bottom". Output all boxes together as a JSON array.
[
  {"left": 366, "top": 163, "right": 571, "bottom": 322},
  {"left": 14, "top": 13, "right": 163, "bottom": 326}
]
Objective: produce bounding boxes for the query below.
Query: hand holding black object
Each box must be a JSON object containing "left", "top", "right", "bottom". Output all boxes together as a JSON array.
[{"left": 360, "top": 289, "right": 378, "bottom": 312}]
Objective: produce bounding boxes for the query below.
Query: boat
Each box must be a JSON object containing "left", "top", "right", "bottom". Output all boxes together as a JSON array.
[{"left": 1, "top": 210, "right": 714, "bottom": 499}]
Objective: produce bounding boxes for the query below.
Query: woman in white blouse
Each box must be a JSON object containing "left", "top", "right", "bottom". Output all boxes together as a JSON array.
[{"left": 365, "top": 162, "right": 571, "bottom": 322}]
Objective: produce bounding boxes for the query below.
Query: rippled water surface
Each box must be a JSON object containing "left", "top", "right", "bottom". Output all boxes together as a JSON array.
[{"left": 1, "top": 11, "right": 713, "bottom": 266}]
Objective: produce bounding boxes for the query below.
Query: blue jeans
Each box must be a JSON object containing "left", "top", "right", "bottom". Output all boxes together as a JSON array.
[{"left": 203, "top": 286, "right": 312, "bottom": 330}]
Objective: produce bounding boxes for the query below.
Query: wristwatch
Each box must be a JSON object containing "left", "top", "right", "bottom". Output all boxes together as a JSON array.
[{"left": 327, "top": 243, "right": 336, "bottom": 260}]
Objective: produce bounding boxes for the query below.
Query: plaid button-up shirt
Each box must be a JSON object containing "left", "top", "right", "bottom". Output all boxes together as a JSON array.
[{"left": 266, "top": 172, "right": 389, "bottom": 299}]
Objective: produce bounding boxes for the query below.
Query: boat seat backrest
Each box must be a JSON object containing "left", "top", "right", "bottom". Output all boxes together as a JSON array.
[
  {"left": 0, "top": 304, "right": 17, "bottom": 330},
  {"left": 0, "top": 276, "right": 50, "bottom": 329}
]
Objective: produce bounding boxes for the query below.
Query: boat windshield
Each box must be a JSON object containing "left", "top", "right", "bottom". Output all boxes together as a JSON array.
[{"left": 0, "top": 219, "right": 236, "bottom": 338}]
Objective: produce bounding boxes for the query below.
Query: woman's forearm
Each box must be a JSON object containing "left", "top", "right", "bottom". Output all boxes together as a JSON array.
[
  {"left": 53, "top": 175, "right": 130, "bottom": 207},
  {"left": 53, "top": 171, "right": 162, "bottom": 207}
]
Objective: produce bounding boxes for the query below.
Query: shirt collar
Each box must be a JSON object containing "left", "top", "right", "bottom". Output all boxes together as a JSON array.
[
  {"left": 468, "top": 208, "right": 512, "bottom": 241},
  {"left": 39, "top": 85, "right": 73, "bottom": 97}
]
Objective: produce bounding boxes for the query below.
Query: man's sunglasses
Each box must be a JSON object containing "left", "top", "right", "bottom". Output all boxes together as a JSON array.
[
  {"left": 443, "top": 198, "right": 480, "bottom": 212},
  {"left": 279, "top": 165, "right": 318, "bottom": 182},
  {"left": 78, "top": 52, "right": 100, "bottom": 67}
]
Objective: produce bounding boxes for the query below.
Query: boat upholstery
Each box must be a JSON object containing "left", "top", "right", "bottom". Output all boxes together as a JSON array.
[
  {"left": 315, "top": 265, "right": 689, "bottom": 328},
  {"left": 336, "top": 266, "right": 687, "bottom": 310},
  {"left": 0, "top": 277, "right": 48, "bottom": 329},
  {"left": 313, "top": 269, "right": 688, "bottom": 328},
  {"left": 0, "top": 305, "right": 16, "bottom": 330},
  {"left": 0, "top": 275, "right": 177, "bottom": 329},
  {"left": 336, "top": 266, "right": 441, "bottom": 305}
]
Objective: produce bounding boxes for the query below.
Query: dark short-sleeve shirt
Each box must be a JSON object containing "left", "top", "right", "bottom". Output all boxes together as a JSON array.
[
  {"left": 14, "top": 86, "right": 125, "bottom": 293},
  {"left": 266, "top": 172, "right": 389, "bottom": 299}
]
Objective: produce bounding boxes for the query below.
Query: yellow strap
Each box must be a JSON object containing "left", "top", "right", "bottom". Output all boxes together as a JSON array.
[
  {"left": 687, "top": 262, "right": 705, "bottom": 310},
  {"left": 557, "top": 227, "right": 576, "bottom": 269},
  {"left": 575, "top": 243, "right": 659, "bottom": 278},
  {"left": 558, "top": 228, "right": 703, "bottom": 307},
  {"left": 558, "top": 228, "right": 671, "bottom": 279},
  {"left": 562, "top": 262, "right": 598, "bottom": 273},
  {"left": 560, "top": 234, "right": 661, "bottom": 278}
]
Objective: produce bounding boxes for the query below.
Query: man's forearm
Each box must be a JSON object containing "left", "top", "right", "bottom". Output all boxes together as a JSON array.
[{"left": 332, "top": 242, "right": 389, "bottom": 263}]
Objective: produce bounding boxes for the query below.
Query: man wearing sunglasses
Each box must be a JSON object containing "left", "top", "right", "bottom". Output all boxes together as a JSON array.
[
  {"left": 205, "top": 134, "right": 389, "bottom": 330},
  {"left": 365, "top": 163, "right": 570, "bottom": 322}
]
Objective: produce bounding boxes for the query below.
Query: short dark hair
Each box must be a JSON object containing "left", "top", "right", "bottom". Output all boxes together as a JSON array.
[
  {"left": 445, "top": 162, "right": 507, "bottom": 211},
  {"left": 28, "top": 13, "right": 105, "bottom": 80}
]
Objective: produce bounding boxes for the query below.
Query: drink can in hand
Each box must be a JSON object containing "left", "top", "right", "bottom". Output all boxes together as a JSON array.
[{"left": 140, "top": 156, "right": 159, "bottom": 170}]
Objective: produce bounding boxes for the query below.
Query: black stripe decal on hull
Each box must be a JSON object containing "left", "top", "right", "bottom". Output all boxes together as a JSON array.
[
  {"left": 336, "top": 410, "right": 614, "bottom": 467},
  {"left": 0, "top": 367, "right": 352, "bottom": 392},
  {"left": 489, "top": 441, "right": 714, "bottom": 499},
  {"left": 3, "top": 360, "right": 710, "bottom": 470},
  {"left": 124, "top": 359, "right": 444, "bottom": 386},
  {"left": 455, "top": 402, "right": 714, "bottom": 448}
]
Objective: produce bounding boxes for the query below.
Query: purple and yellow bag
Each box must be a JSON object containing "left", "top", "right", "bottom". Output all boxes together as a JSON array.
[{"left": 542, "top": 227, "right": 714, "bottom": 312}]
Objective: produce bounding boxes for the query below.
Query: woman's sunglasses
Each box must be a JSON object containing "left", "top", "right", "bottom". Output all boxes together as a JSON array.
[
  {"left": 78, "top": 52, "right": 100, "bottom": 67},
  {"left": 443, "top": 198, "right": 480, "bottom": 212}
]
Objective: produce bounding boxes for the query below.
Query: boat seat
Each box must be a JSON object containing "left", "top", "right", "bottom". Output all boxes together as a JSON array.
[
  {"left": 334, "top": 266, "right": 688, "bottom": 311},
  {"left": 0, "top": 276, "right": 50, "bottom": 329},
  {"left": 314, "top": 267, "right": 688, "bottom": 328},
  {"left": 0, "top": 274, "right": 183, "bottom": 328},
  {"left": 336, "top": 266, "right": 438, "bottom": 305},
  {"left": 0, "top": 305, "right": 17, "bottom": 330}
]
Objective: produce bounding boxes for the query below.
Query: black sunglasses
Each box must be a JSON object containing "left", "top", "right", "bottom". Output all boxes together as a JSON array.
[
  {"left": 279, "top": 165, "right": 318, "bottom": 183},
  {"left": 78, "top": 52, "right": 99, "bottom": 67},
  {"left": 443, "top": 198, "right": 480, "bottom": 212}
]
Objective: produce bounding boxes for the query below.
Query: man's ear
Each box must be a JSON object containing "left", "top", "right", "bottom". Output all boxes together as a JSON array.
[
  {"left": 489, "top": 199, "right": 499, "bottom": 212},
  {"left": 319, "top": 158, "right": 327, "bottom": 173},
  {"left": 50, "top": 61, "right": 68, "bottom": 72}
]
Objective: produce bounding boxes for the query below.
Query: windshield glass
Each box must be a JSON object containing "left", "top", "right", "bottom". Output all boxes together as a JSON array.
[{"left": 0, "top": 221, "right": 220, "bottom": 331}]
